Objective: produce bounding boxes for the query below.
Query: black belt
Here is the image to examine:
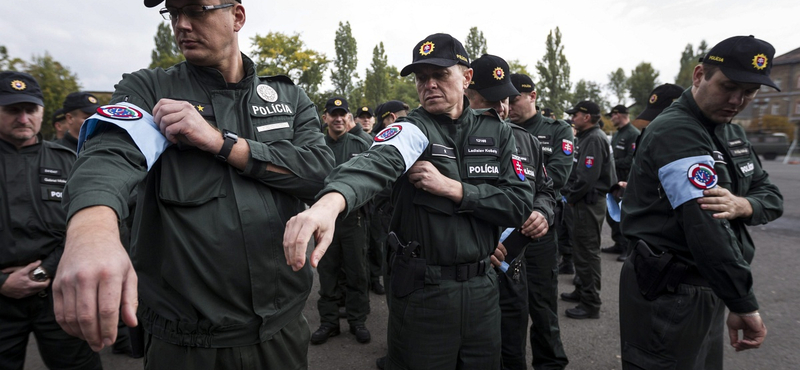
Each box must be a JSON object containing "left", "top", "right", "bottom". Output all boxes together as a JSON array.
[
  {"left": 681, "top": 266, "right": 710, "bottom": 287},
  {"left": 437, "top": 259, "right": 488, "bottom": 282}
]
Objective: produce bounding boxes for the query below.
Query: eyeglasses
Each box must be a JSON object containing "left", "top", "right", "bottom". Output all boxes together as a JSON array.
[{"left": 159, "top": 3, "right": 234, "bottom": 21}]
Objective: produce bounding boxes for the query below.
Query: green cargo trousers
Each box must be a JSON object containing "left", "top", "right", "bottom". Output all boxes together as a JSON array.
[{"left": 571, "top": 199, "right": 606, "bottom": 312}]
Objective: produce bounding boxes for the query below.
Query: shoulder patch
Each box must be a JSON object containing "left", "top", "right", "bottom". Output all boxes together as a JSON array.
[
  {"left": 96, "top": 105, "right": 143, "bottom": 120},
  {"left": 562, "top": 139, "right": 573, "bottom": 155},
  {"left": 374, "top": 125, "right": 402, "bottom": 142},
  {"left": 687, "top": 163, "right": 718, "bottom": 189},
  {"left": 512, "top": 155, "right": 526, "bottom": 181},
  {"left": 658, "top": 155, "right": 715, "bottom": 209},
  {"left": 585, "top": 156, "right": 594, "bottom": 168}
]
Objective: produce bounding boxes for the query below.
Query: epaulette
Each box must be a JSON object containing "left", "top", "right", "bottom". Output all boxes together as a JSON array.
[{"left": 258, "top": 75, "right": 295, "bottom": 85}]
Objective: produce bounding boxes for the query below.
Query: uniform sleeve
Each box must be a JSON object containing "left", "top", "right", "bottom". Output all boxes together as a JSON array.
[
  {"left": 457, "top": 127, "right": 533, "bottom": 228},
  {"left": 614, "top": 128, "right": 639, "bottom": 180},
  {"left": 742, "top": 155, "right": 783, "bottom": 226},
  {"left": 546, "top": 124, "right": 574, "bottom": 191},
  {"left": 564, "top": 134, "right": 605, "bottom": 204},
  {"left": 242, "top": 87, "right": 335, "bottom": 202}
]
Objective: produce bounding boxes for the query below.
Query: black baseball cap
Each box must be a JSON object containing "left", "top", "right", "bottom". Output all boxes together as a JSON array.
[
  {"left": 700, "top": 35, "right": 779, "bottom": 91},
  {"left": 636, "top": 83, "right": 685, "bottom": 121},
  {"left": 63, "top": 92, "right": 101, "bottom": 114},
  {"left": 324, "top": 97, "right": 349, "bottom": 114},
  {"left": 52, "top": 108, "right": 66, "bottom": 124},
  {"left": 510, "top": 74, "right": 535, "bottom": 93},
  {"left": 0, "top": 71, "right": 43, "bottom": 106},
  {"left": 468, "top": 54, "right": 519, "bottom": 101},
  {"left": 566, "top": 101, "right": 600, "bottom": 115},
  {"left": 375, "top": 100, "right": 408, "bottom": 120},
  {"left": 144, "top": 0, "right": 241, "bottom": 7},
  {"left": 605, "top": 104, "right": 629, "bottom": 117},
  {"left": 541, "top": 108, "right": 554, "bottom": 118},
  {"left": 400, "top": 33, "right": 470, "bottom": 77},
  {"left": 355, "top": 106, "right": 374, "bottom": 117}
]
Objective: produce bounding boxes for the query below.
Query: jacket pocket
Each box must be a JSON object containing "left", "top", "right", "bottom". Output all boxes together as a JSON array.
[{"left": 157, "top": 148, "right": 227, "bottom": 206}]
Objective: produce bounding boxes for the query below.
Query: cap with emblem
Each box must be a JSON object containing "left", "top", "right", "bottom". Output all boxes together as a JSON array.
[
  {"left": 63, "top": 92, "right": 101, "bottom": 114},
  {"left": 636, "top": 83, "right": 685, "bottom": 121},
  {"left": 324, "top": 97, "right": 349, "bottom": 114},
  {"left": 355, "top": 106, "right": 373, "bottom": 117},
  {"left": 52, "top": 108, "right": 66, "bottom": 124},
  {"left": 0, "top": 71, "right": 44, "bottom": 106},
  {"left": 375, "top": 100, "right": 408, "bottom": 120},
  {"left": 565, "top": 100, "right": 600, "bottom": 115},
  {"left": 400, "top": 33, "right": 470, "bottom": 77},
  {"left": 510, "top": 74, "right": 536, "bottom": 94},
  {"left": 605, "top": 104, "right": 629, "bottom": 117},
  {"left": 144, "top": 0, "right": 241, "bottom": 7},
  {"left": 700, "top": 35, "right": 779, "bottom": 91},
  {"left": 541, "top": 108, "right": 554, "bottom": 118},
  {"left": 468, "top": 54, "right": 519, "bottom": 102}
]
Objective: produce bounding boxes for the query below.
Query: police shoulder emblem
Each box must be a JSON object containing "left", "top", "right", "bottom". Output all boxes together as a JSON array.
[
  {"left": 419, "top": 41, "right": 435, "bottom": 56},
  {"left": 374, "top": 125, "right": 402, "bottom": 142},
  {"left": 512, "top": 155, "right": 525, "bottom": 181},
  {"left": 96, "top": 105, "right": 143, "bottom": 121},
  {"left": 752, "top": 54, "right": 768, "bottom": 70},
  {"left": 10, "top": 80, "right": 26, "bottom": 91},
  {"left": 649, "top": 94, "right": 658, "bottom": 104},
  {"left": 687, "top": 163, "right": 717, "bottom": 189},
  {"left": 492, "top": 67, "right": 504, "bottom": 81},
  {"left": 585, "top": 156, "right": 594, "bottom": 168},
  {"left": 88, "top": 96, "right": 98, "bottom": 104},
  {"left": 257, "top": 84, "right": 278, "bottom": 103},
  {"left": 562, "top": 139, "right": 573, "bottom": 155}
]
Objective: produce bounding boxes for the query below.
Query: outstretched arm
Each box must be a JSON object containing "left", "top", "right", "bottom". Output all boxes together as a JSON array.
[{"left": 283, "top": 193, "right": 347, "bottom": 271}]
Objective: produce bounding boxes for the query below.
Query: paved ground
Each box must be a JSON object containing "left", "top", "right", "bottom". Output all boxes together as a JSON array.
[{"left": 25, "top": 159, "right": 799, "bottom": 369}]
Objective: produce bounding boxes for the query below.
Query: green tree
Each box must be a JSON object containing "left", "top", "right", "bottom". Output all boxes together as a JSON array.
[
  {"left": 250, "top": 31, "right": 330, "bottom": 106},
  {"left": 535, "top": 27, "right": 571, "bottom": 118},
  {"left": 0, "top": 46, "right": 25, "bottom": 71},
  {"left": 675, "top": 40, "right": 707, "bottom": 89},
  {"left": 507, "top": 59, "right": 531, "bottom": 77},
  {"left": 387, "top": 67, "right": 419, "bottom": 109},
  {"left": 465, "top": 27, "right": 488, "bottom": 60},
  {"left": 149, "top": 22, "right": 185, "bottom": 69},
  {"left": 364, "top": 42, "right": 390, "bottom": 109},
  {"left": 573, "top": 79, "right": 608, "bottom": 113},
  {"left": 24, "top": 53, "right": 81, "bottom": 139},
  {"left": 331, "top": 21, "right": 359, "bottom": 99},
  {"left": 607, "top": 68, "right": 627, "bottom": 105},
  {"left": 627, "top": 62, "right": 660, "bottom": 118}
]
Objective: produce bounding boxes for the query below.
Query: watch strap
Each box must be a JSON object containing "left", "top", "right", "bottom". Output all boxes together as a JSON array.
[{"left": 216, "top": 130, "right": 238, "bottom": 162}]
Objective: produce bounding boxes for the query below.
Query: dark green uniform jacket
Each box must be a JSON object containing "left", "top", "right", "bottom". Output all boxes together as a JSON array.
[
  {"left": 509, "top": 123, "right": 555, "bottom": 224},
  {"left": 1, "top": 137, "right": 75, "bottom": 287},
  {"left": 349, "top": 124, "right": 374, "bottom": 144},
  {"left": 63, "top": 54, "right": 335, "bottom": 348},
  {"left": 611, "top": 122, "right": 639, "bottom": 182},
  {"left": 322, "top": 98, "right": 533, "bottom": 266},
  {"left": 53, "top": 131, "right": 78, "bottom": 151},
  {"left": 514, "top": 112, "right": 574, "bottom": 196},
  {"left": 325, "top": 132, "right": 370, "bottom": 216},
  {"left": 621, "top": 89, "right": 783, "bottom": 313},
  {"left": 563, "top": 124, "right": 616, "bottom": 205}
]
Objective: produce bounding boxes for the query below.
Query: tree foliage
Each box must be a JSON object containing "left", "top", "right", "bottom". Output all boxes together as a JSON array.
[
  {"left": 675, "top": 40, "right": 707, "bottom": 89},
  {"left": 364, "top": 42, "right": 390, "bottom": 109},
  {"left": 149, "top": 22, "right": 185, "bottom": 69},
  {"left": 250, "top": 31, "right": 330, "bottom": 107},
  {"left": 0, "top": 46, "right": 25, "bottom": 71},
  {"left": 535, "top": 27, "right": 571, "bottom": 118},
  {"left": 627, "top": 62, "right": 660, "bottom": 118},
  {"left": 464, "top": 27, "right": 488, "bottom": 60},
  {"left": 573, "top": 79, "right": 608, "bottom": 113},
  {"left": 331, "top": 21, "right": 359, "bottom": 99},
  {"left": 507, "top": 59, "right": 531, "bottom": 77},
  {"left": 607, "top": 68, "right": 628, "bottom": 105},
  {"left": 25, "top": 53, "right": 81, "bottom": 139},
  {"left": 387, "top": 67, "right": 419, "bottom": 109}
]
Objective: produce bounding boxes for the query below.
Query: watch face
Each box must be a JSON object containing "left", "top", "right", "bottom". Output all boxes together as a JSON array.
[{"left": 32, "top": 267, "right": 49, "bottom": 282}]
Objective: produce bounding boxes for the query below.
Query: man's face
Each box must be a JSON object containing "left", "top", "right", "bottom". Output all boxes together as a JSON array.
[
  {"left": 414, "top": 64, "right": 471, "bottom": 118},
  {"left": 570, "top": 112, "right": 592, "bottom": 131},
  {"left": 324, "top": 110, "right": 348, "bottom": 138},
  {"left": 65, "top": 110, "right": 92, "bottom": 137},
  {"left": 0, "top": 103, "right": 43, "bottom": 147},
  {"left": 469, "top": 91, "right": 510, "bottom": 121},
  {"left": 168, "top": 0, "right": 241, "bottom": 67},
  {"left": 508, "top": 91, "right": 535, "bottom": 123},
  {"left": 692, "top": 65, "right": 760, "bottom": 124},
  {"left": 355, "top": 114, "right": 374, "bottom": 133},
  {"left": 610, "top": 112, "right": 628, "bottom": 128}
]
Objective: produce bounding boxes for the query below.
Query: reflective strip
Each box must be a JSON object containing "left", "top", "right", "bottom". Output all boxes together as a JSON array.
[
  {"left": 658, "top": 155, "right": 714, "bottom": 209},
  {"left": 370, "top": 122, "right": 429, "bottom": 172},
  {"left": 78, "top": 102, "right": 170, "bottom": 171}
]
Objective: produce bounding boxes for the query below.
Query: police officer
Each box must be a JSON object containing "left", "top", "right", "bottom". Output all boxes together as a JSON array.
[
  {"left": 466, "top": 54, "right": 558, "bottom": 370},
  {"left": 284, "top": 33, "right": 533, "bottom": 369},
  {"left": 0, "top": 71, "right": 102, "bottom": 369},
  {"left": 51, "top": 108, "right": 67, "bottom": 141},
  {"left": 374, "top": 100, "right": 409, "bottom": 133},
  {"left": 602, "top": 105, "right": 639, "bottom": 261},
  {"left": 55, "top": 91, "right": 100, "bottom": 150},
  {"left": 508, "top": 74, "right": 572, "bottom": 368},
  {"left": 354, "top": 105, "right": 376, "bottom": 135},
  {"left": 632, "top": 83, "right": 685, "bottom": 130},
  {"left": 620, "top": 35, "right": 783, "bottom": 369},
  {"left": 53, "top": 1, "right": 335, "bottom": 368},
  {"left": 560, "top": 100, "right": 616, "bottom": 320},
  {"left": 311, "top": 97, "right": 372, "bottom": 345},
  {"left": 346, "top": 111, "right": 374, "bottom": 143}
]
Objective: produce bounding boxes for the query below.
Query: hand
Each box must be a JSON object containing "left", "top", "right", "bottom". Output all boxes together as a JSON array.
[
  {"left": 152, "top": 98, "right": 223, "bottom": 153},
  {"left": 283, "top": 193, "right": 346, "bottom": 271},
  {"left": 407, "top": 161, "right": 463, "bottom": 203},
  {"left": 0, "top": 261, "right": 50, "bottom": 299},
  {"left": 490, "top": 243, "right": 508, "bottom": 267},
  {"left": 521, "top": 211, "right": 549, "bottom": 239},
  {"left": 727, "top": 312, "right": 767, "bottom": 352},
  {"left": 697, "top": 187, "right": 753, "bottom": 220},
  {"left": 52, "top": 206, "right": 138, "bottom": 352}
]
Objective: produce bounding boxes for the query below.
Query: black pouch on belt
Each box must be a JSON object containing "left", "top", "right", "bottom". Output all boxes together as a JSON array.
[
  {"left": 632, "top": 240, "right": 686, "bottom": 301},
  {"left": 387, "top": 232, "right": 426, "bottom": 298}
]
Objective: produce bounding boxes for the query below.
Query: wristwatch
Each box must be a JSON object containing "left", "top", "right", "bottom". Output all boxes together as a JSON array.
[
  {"left": 31, "top": 266, "right": 49, "bottom": 282},
  {"left": 215, "top": 129, "right": 239, "bottom": 162}
]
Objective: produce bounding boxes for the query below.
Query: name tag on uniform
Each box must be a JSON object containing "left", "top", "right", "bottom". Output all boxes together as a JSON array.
[
  {"left": 40, "top": 176, "right": 67, "bottom": 185},
  {"left": 250, "top": 103, "right": 295, "bottom": 117},
  {"left": 257, "top": 122, "right": 290, "bottom": 132},
  {"left": 431, "top": 144, "right": 456, "bottom": 159},
  {"left": 466, "top": 162, "right": 500, "bottom": 178},
  {"left": 464, "top": 146, "right": 499, "bottom": 157},
  {"left": 730, "top": 146, "right": 750, "bottom": 157},
  {"left": 728, "top": 139, "right": 745, "bottom": 147},
  {"left": 469, "top": 136, "right": 495, "bottom": 146},
  {"left": 40, "top": 167, "right": 62, "bottom": 176}
]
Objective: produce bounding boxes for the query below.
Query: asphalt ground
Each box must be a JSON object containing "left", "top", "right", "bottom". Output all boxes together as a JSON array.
[{"left": 25, "top": 159, "right": 799, "bottom": 370}]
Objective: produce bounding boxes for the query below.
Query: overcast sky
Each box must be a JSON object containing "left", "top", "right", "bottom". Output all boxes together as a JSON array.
[{"left": 3, "top": 0, "right": 798, "bottom": 103}]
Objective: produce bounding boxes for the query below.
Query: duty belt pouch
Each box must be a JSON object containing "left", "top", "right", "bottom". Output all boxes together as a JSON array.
[
  {"left": 387, "top": 232, "right": 426, "bottom": 298},
  {"left": 584, "top": 189, "right": 599, "bottom": 205},
  {"left": 633, "top": 240, "right": 681, "bottom": 301}
]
